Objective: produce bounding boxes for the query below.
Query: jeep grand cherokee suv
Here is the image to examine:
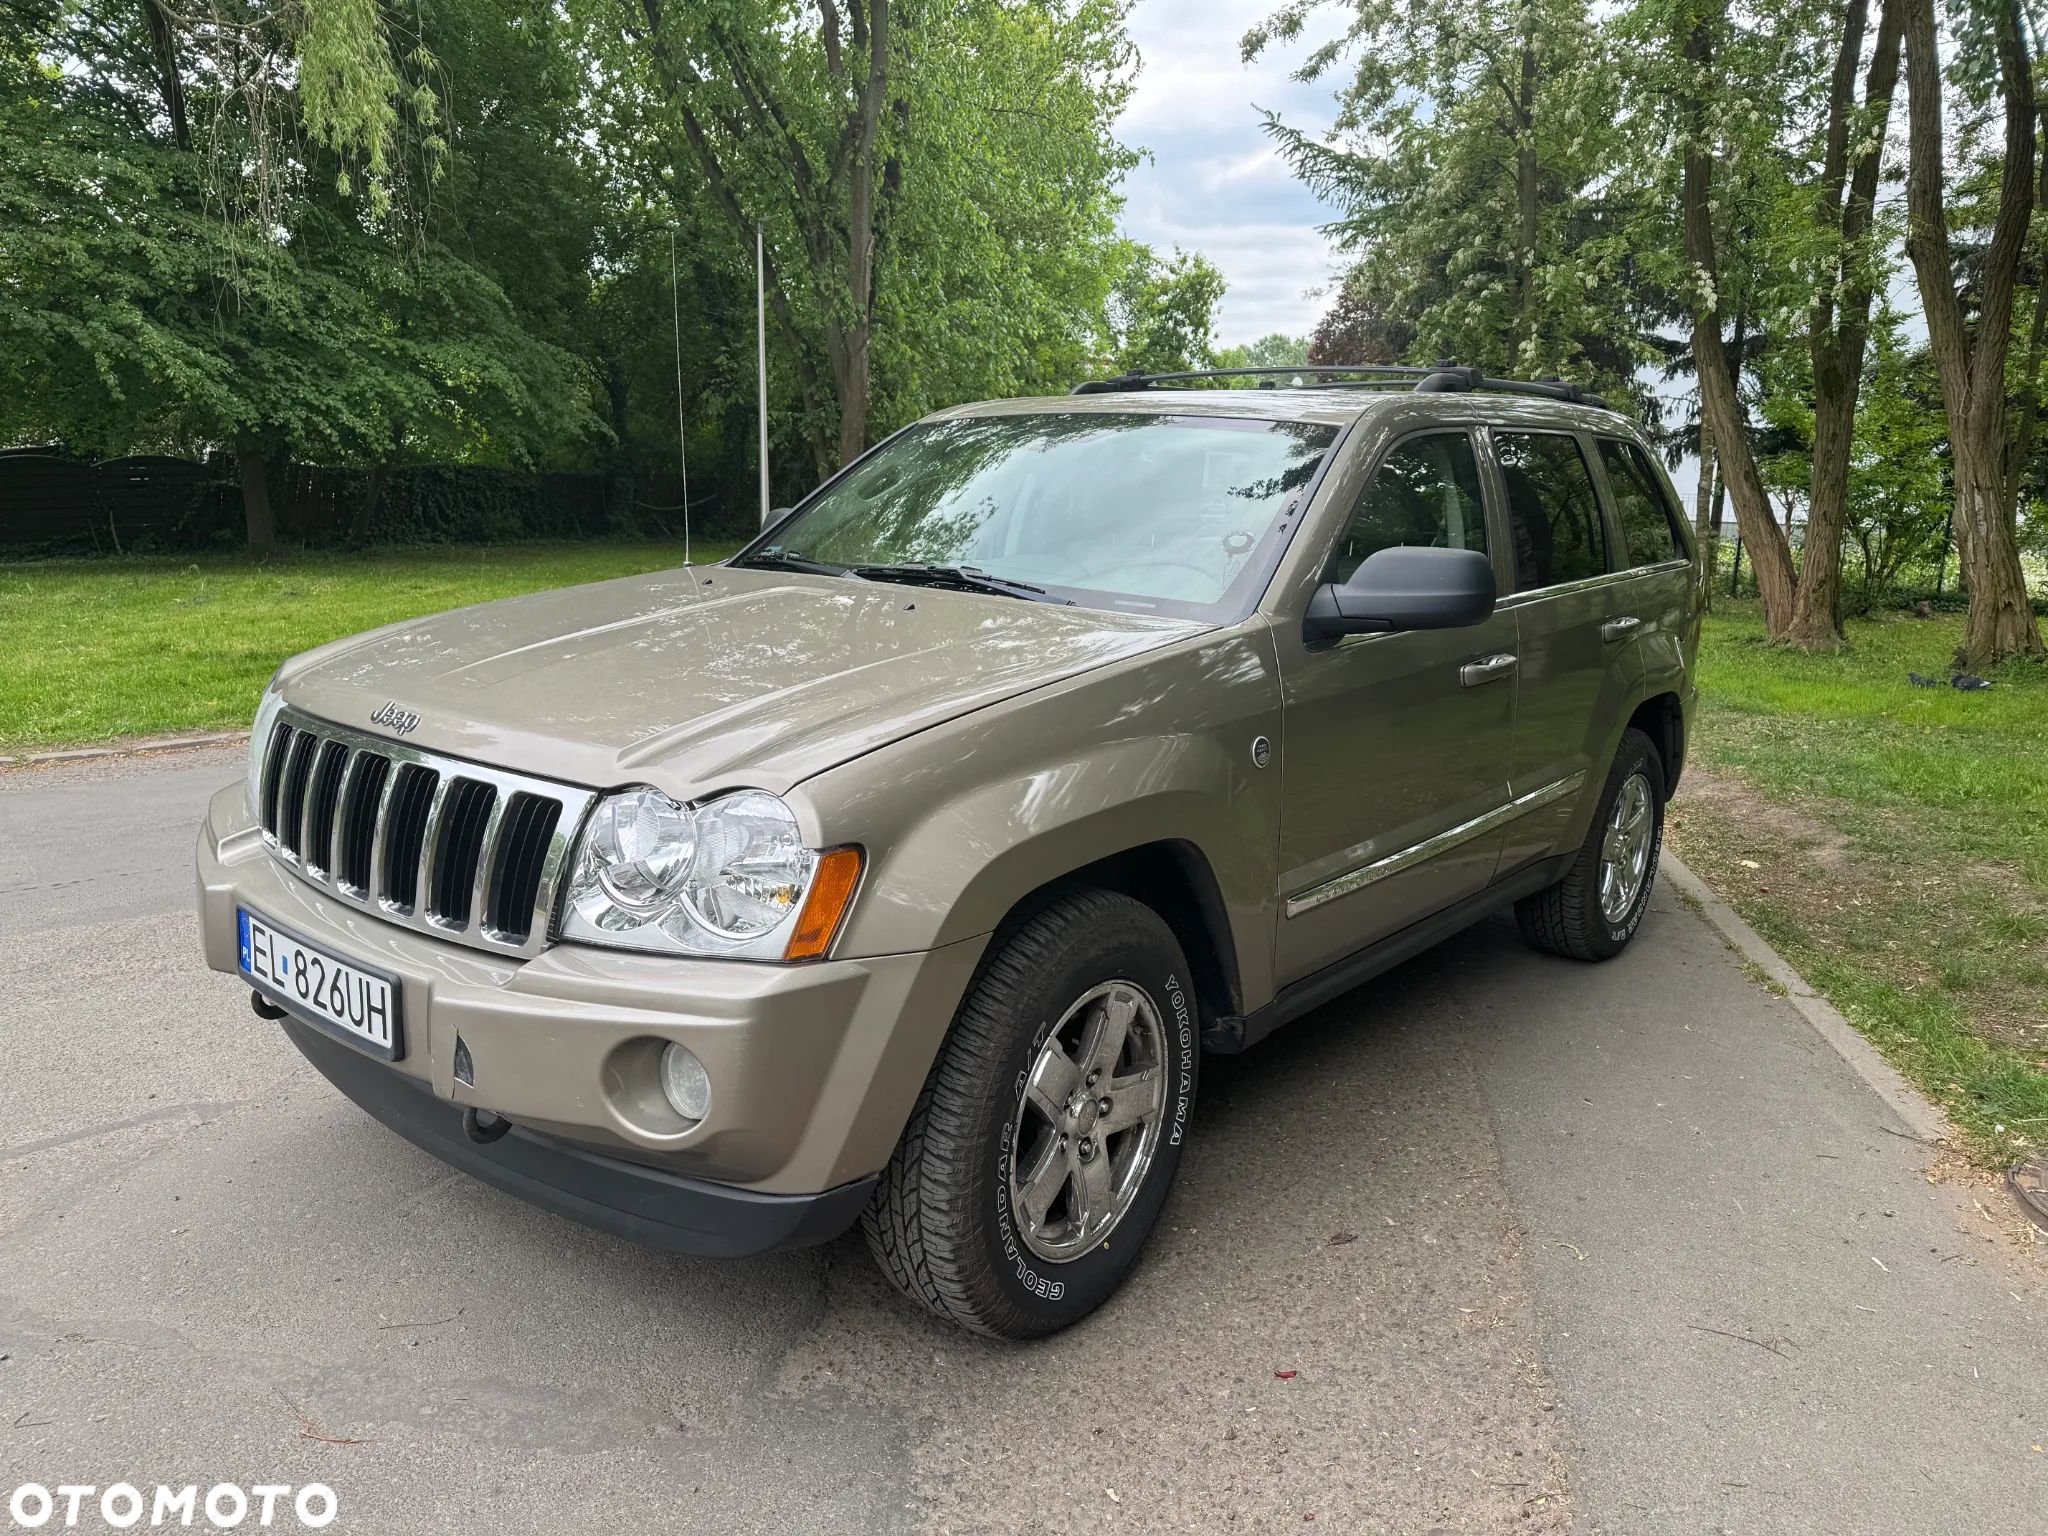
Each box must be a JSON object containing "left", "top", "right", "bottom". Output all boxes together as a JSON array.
[{"left": 196, "top": 364, "right": 1700, "bottom": 1338}]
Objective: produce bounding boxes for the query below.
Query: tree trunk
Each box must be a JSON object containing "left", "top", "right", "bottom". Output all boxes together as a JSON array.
[
  {"left": 237, "top": 435, "right": 275, "bottom": 559},
  {"left": 346, "top": 464, "right": 389, "bottom": 549},
  {"left": 1951, "top": 425, "right": 2042, "bottom": 665},
  {"left": 1515, "top": 12, "right": 1539, "bottom": 364},
  {"left": 141, "top": 0, "right": 191, "bottom": 151},
  {"left": 1680, "top": 9, "right": 1797, "bottom": 631},
  {"left": 1783, "top": 0, "right": 1902, "bottom": 650},
  {"left": 833, "top": 0, "right": 889, "bottom": 465},
  {"left": 1900, "top": 0, "right": 2045, "bottom": 665},
  {"left": 1692, "top": 421, "right": 1716, "bottom": 535}
]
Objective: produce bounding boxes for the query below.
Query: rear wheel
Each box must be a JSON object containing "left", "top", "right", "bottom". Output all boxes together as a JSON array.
[
  {"left": 862, "top": 889, "right": 1198, "bottom": 1338},
  {"left": 1515, "top": 726, "right": 1665, "bottom": 962}
]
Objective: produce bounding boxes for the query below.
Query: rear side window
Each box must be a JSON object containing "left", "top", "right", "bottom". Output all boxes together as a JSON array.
[
  {"left": 1327, "top": 432, "right": 1488, "bottom": 585},
  {"left": 1495, "top": 432, "right": 1608, "bottom": 591},
  {"left": 1599, "top": 439, "right": 1687, "bottom": 568}
]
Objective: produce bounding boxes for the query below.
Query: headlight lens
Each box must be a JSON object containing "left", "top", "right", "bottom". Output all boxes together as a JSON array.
[
  {"left": 585, "top": 788, "right": 696, "bottom": 915},
  {"left": 561, "top": 787, "right": 833, "bottom": 959}
]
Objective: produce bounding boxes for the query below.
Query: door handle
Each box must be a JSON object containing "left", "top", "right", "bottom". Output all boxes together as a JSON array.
[
  {"left": 1601, "top": 616, "right": 1643, "bottom": 642},
  {"left": 1460, "top": 652, "right": 1518, "bottom": 687}
]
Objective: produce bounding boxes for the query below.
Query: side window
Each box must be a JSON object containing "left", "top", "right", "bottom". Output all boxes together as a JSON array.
[
  {"left": 1326, "top": 432, "right": 1488, "bottom": 585},
  {"left": 1599, "top": 439, "right": 1687, "bottom": 568},
  {"left": 1495, "top": 432, "right": 1608, "bottom": 591}
]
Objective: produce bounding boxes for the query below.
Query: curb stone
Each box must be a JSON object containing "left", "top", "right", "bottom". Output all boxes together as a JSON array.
[
  {"left": 0, "top": 730, "right": 249, "bottom": 769},
  {"left": 1661, "top": 851, "right": 1952, "bottom": 1146}
]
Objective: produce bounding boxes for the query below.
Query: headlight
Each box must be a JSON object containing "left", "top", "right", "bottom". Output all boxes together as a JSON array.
[
  {"left": 246, "top": 672, "right": 287, "bottom": 817},
  {"left": 560, "top": 787, "right": 861, "bottom": 961}
]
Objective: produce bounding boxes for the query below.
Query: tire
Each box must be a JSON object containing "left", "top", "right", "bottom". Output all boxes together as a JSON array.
[
  {"left": 862, "top": 889, "right": 1200, "bottom": 1338},
  {"left": 1515, "top": 726, "right": 1665, "bottom": 962}
]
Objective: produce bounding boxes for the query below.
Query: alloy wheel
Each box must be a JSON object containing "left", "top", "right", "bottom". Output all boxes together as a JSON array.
[
  {"left": 1598, "top": 770, "right": 1655, "bottom": 924},
  {"left": 1007, "top": 980, "right": 1169, "bottom": 1263}
]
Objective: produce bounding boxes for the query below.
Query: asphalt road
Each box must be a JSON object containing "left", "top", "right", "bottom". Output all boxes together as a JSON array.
[{"left": 2, "top": 748, "right": 2043, "bottom": 1534}]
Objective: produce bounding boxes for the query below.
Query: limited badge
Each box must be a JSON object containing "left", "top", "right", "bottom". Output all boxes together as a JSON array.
[{"left": 1251, "top": 735, "right": 1271, "bottom": 769}]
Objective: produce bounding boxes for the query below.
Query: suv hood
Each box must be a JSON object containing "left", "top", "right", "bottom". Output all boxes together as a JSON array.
[{"left": 279, "top": 565, "right": 1200, "bottom": 797}]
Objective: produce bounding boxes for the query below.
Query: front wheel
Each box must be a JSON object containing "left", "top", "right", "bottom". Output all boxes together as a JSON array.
[
  {"left": 1515, "top": 726, "right": 1665, "bottom": 962},
  {"left": 862, "top": 889, "right": 1199, "bottom": 1338}
]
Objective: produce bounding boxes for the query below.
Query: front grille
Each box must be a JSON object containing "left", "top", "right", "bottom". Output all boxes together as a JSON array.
[{"left": 254, "top": 708, "right": 596, "bottom": 958}]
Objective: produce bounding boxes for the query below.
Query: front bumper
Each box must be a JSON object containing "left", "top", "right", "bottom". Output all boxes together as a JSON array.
[
  {"left": 196, "top": 783, "right": 985, "bottom": 1249},
  {"left": 282, "top": 1015, "right": 875, "bottom": 1255}
]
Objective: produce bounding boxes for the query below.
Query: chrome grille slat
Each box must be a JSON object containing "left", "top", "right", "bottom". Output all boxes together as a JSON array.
[
  {"left": 486, "top": 793, "right": 564, "bottom": 945},
  {"left": 427, "top": 779, "right": 496, "bottom": 929},
  {"left": 465, "top": 789, "right": 511, "bottom": 933},
  {"left": 276, "top": 731, "right": 319, "bottom": 858},
  {"left": 337, "top": 753, "right": 389, "bottom": 894},
  {"left": 381, "top": 764, "right": 442, "bottom": 913},
  {"left": 259, "top": 721, "right": 294, "bottom": 832},
  {"left": 253, "top": 707, "right": 596, "bottom": 959},
  {"left": 302, "top": 740, "right": 350, "bottom": 876}
]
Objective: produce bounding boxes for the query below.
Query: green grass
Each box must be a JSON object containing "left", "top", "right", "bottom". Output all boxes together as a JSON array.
[
  {"left": 0, "top": 540, "right": 737, "bottom": 751},
  {"left": 1669, "top": 600, "right": 2048, "bottom": 1165}
]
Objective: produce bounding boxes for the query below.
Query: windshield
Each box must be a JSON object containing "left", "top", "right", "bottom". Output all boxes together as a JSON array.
[{"left": 736, "top": 412, "right": 1339, "bottom": 620}]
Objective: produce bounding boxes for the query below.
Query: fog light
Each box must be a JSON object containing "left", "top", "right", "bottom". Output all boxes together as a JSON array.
[{"left": 660, "top": 1042, "right": 712, "bottom": 1122}]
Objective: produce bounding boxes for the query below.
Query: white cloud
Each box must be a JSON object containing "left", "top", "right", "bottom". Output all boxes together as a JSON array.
[{"left": 1117, "top": 0, "right": 1351, "bottom": 346}]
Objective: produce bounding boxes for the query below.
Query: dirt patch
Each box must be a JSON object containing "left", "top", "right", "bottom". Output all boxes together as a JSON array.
[
  {"left": 1678, "top": 767, "right": 1855, "bottom": 876},
  {"left": 1670, "top": 766, "right": 2048, "bottom": 1055}
]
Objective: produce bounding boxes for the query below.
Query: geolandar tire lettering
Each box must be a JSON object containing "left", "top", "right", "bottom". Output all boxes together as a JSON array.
[
  {"left": 1514, "top": 725, "right": 1666, "bottom": 963},
  {"left": 863, "top": 889, "right": 1199, "bottom": 1339}
]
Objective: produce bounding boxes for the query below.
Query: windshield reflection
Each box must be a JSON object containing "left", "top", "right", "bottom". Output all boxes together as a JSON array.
[{"left": 738, "top": 413, "right": 1337, "bottom": 620}]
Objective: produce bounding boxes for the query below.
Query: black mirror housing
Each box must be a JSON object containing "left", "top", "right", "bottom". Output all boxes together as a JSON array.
[{"left": 1304, "top": 545, "right": 1497, "bottom": 640}]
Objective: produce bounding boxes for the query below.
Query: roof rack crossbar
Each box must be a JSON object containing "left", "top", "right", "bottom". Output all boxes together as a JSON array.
[
  {"left": 1071, "top": 365, "right": 1439, "bottom": 395},
  {"left": 1071, "top": 362, "right": 1611, "bottom": 412}
]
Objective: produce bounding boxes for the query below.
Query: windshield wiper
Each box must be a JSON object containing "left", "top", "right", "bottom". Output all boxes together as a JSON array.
[
  {"left": 848, "top": 563, "right": 1051, "bottom": 600},
  {"left": 735, "top": 548, "right": 848, "bottom": 576}
]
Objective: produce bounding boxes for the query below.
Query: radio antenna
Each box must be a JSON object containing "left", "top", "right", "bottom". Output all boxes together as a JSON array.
[
  {"left": 756, "top": 220, "right": 771, "bottom": 529},
  {"left": 669, "top": 226, "right": 692, "bottom": 568}
]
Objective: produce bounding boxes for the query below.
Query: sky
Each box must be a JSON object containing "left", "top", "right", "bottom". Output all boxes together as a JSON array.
[{"left": 1117, "top": 0, "right": 1351, "bottom": 348}]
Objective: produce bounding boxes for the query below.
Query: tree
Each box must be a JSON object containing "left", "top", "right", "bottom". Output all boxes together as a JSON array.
[
  {"left": 581, "top": 0, "right": 1138, "bottom": 477},
  {"left": 1900, "top": 0, "right": 2046, "bottom": 665},
  {"left": 1780, "top": 0, "right": 1903, "bottom": 648},
  {"left": 1214, "top": 333, "right": 1311, "bottom": 370},
  {"left": 2, "top": 0, "right": 606, "bottom": 555},
  {"left": 1305, "top": 280, "right": 1414, "bottom": 364},
  {"left": 1842, "top": 314, "right": 1952, "bottom": 609},
  {"left": 1103, "top": 245, "right": 1227, "bottom": 374},
  {"left": 1247, "top": 0, "right": 1649, "bottom": 402},
  {"left": 1661, "top": 0, "right": 1802, "bottom": 632}
]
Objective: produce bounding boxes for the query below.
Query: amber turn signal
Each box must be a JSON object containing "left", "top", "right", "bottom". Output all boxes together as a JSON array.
[{"left": 784, "top": 847, "right": 864, "bottom": 961}]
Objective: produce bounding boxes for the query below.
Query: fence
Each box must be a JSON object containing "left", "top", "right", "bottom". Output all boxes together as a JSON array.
[{"left": 0, "top": 448, "right": 753, "bottom": 556}]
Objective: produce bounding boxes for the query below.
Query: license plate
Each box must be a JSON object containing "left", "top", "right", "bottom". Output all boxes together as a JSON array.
[{"left": 238, "top": 908, "right": 403, "bottom": 1060}]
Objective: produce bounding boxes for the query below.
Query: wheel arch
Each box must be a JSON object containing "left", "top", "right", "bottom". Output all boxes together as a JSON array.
[
  {"left": 1625, "top": 690, "right": 1686, "bottom": 798},
  {"left": 986, "top": 838, "right": 1244, "bottom": 1038}
]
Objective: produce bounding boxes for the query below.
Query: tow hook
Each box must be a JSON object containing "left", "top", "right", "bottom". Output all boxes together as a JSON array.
[
  {"left": 463, "top": 1107, "right": 513, "bottom": 1145},
  {"left": 249, "top": 990, "right": 287, "bottom": 1021}
]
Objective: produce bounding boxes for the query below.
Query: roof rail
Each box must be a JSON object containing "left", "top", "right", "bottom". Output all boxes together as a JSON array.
[{"left": 1070, "top": 360, "right": 1613, "bottom": 412}]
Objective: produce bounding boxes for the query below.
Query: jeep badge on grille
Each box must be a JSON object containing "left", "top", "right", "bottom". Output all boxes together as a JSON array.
[{"left": 369, "top": 701, "right": 421, "bottom": 736}]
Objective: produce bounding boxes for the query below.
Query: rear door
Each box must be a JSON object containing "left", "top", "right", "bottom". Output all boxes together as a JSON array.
[
  {"left": 1486, "top": 426, "right": 1640, "bottom": 874},
  {"left": 1590, "top": 435, "right": 1698, "bottom": 724},
  {"left": 1272, "top": 428, "right": 1519, "bottom": 984}
]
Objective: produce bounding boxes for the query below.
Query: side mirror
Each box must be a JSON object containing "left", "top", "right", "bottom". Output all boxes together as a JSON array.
[
  {"left": 761, "top": 505, "right": 794, "bottom": 531},
  {"left": 1304, "top": 545, "right": 1497, "bottom": 641}
]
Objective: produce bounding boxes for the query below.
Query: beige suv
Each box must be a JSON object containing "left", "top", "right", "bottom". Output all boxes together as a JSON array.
[{"left": 196, "top": 365, "right": 1700, "bottom": 1337}]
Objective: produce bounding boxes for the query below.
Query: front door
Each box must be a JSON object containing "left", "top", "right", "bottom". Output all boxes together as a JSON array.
[{"left": 1274, "top": 429, "right": 1519, "bottom": 985}]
